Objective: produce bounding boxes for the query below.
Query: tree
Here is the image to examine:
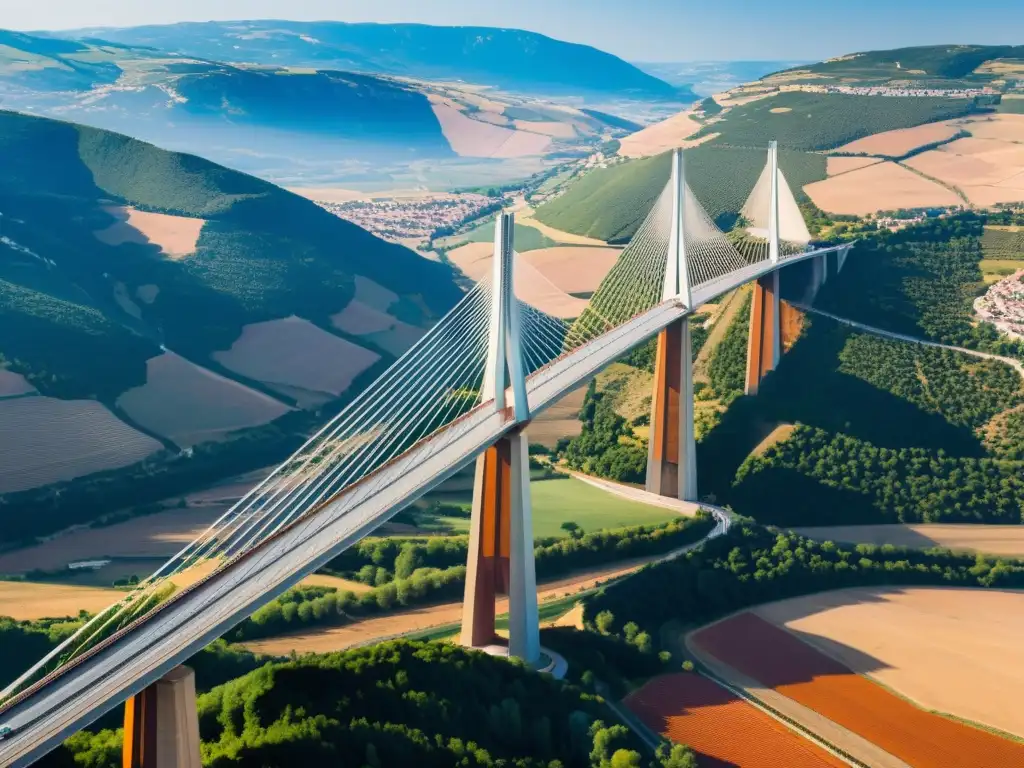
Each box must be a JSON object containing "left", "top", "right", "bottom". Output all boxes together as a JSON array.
[
  {"left": 594, "top": 610, "right": 615, "bottom": 635},
  {"left": 656, "top": 742, "right": 698, "bottom": 768},
  {"left": 561, "top": 521, "right": 583, "bottom": 539}
]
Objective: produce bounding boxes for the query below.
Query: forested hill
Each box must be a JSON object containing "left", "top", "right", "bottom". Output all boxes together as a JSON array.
[
  {"left": 0, "top": 109, "right": 458, "bottom": 396},
  {"left": 0, "top": 110, "right": 459, "bottom": 540},
  {"left": 767, "top": 44, "right": 1024, "bottom": 86},
  {"left": 64, "top": 20, "right": 686, "bottom": 99}
]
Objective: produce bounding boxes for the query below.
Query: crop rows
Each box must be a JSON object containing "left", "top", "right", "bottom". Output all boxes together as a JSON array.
[
  {"left": 0, "top": 397, "right": 162, "bottom": 494},
  {"left": 981, "top": 226, "right": 1024, "bottom": 260},
  {"left": 625, "top": 673, "right": 845, "bottom": 767}
]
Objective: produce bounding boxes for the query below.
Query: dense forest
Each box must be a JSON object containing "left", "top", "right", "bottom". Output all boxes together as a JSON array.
[
  {"left": 36, "top": 638, "right": 696, "bottom": 768},
  {"left": 584, "top": 520, "right": 1024, "bottom": 650}
]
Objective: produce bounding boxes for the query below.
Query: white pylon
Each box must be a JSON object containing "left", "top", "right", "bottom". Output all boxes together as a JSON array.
[
  {"left": 662, "top": 148, "right": 693, "bottom": 308},
  {"left": 482, "top": 212, "right": 529, "bottom": 423},
  {"left": 768, "top": 140, "right": 781, "bottom": 265}
]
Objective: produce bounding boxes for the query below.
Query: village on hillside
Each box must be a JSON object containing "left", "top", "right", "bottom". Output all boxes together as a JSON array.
[{"left": 975, "top": 270, "right": 1024, "bottom": 340}]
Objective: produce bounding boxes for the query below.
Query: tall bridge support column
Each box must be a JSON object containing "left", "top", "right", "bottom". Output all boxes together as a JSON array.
[
  {"left": 745, "top": 270, "right": 781, "bottom": 396},
  {"left": 123, "top": 666, "right": 201, "bottom": 768},
  {"left": 645, "top": 147, "right": 698, "bottom": 501},
  {"left": 646, "top": 318, "right": 697, "bottom": 501},
  {"left": 460, "top": 210, "right": 539, "bottom": 664},
  {"left": 460, "top": 429, "right": 539, "bottom": 662}
]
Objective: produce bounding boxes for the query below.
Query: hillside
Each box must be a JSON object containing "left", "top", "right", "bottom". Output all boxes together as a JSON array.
[
  {"left": 0, "top": 109, "right": 460, "bottom": 542},
  {"left": 534, "top": 146, "right": 827, "bottom": 242},
  {"left": 64, "top": 20, "right": 686, "bottom": 100},
  {"left": 766, "top": 44, "right": 1024, "bottom": 88}
]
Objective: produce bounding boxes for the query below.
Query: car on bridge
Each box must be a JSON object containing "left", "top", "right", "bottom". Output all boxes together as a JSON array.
[{"left": 0, "top": 726, "right": 13, "bottom": 741}]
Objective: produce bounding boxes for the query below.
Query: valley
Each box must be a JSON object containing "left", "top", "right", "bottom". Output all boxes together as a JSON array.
[{"left": 3, "top": 18, "right": 1024, "bottom": 768}]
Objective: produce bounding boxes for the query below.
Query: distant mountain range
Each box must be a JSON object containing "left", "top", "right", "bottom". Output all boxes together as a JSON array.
[
  {"left": 57, "top": 20, "right": 689, "bottom": 100},
  {"left": 0, "top": 28, "right": 672, "bottom": 185},
  {"left": 635, "top": 61, "right": 811, "bottom": 97}
]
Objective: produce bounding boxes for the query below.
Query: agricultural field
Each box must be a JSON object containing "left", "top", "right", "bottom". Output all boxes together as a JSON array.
[
  {"left": 520, "top": 246, "right": 622, "bottom": 296},
  {"left": 982, "top": 225, "right": 1024, "bottom": 259},
  {"left": 825, "top": 156, "right": 881, "bottom": 176},
  {"left": 429, "top": 100, "right": 552, "bottom": 158},
  {"left": 0, "top": 397, "right": 163, "bottom": 494},
  {"left": 0, "top": 370, "right": 35, "bottom": 397},
  {"left": 625, "top": 673, "right": 845, "bottom": 767},
  {"left": 617, "top": 110, "right": 703, "bottom": 159},
  {"left": 460, "top": 219, "right": 559, "bottom": 252},
  {"left": 529, "top": 387, "right": 585, "bottom": 448},
  {"left": 447, "top": 241, "right": 590, "bottom": 318},
  {"left": 754, "top": 587, "right": 1024, "bottom": 739},
  {"left": 804, "top": 160, "right": 960, "bottom": 215},
  {"left": 534, "top": 146, "right": 826, "bottom": 243},
  {"left": 92, "top": 205, "right": 205, "bottom": 258},
  {"left": 0, "top": 580, "right": 119, "bottom": 621},
  {"left": 833, "top": 121, "right": 962, "bottom": 158},
  {"left": 694, "top": 609, "right": 1024, "bottom": 767},
  {"left": 693, "top": 92, "right": 978, "bottom": 151},
  {"left": 331, "top": 275, "right": 424, "bottom": 356},
  {"left": 793, "top": 524, "right": 1024, "bottom": 557},
  {"left": 213, "top": 316, "right": 382, "bottom": 407},
  {"left": 903, "top": 115, "right": 1024, "bottom": 205},
  {"left": 116, "top": 352, "right": 292, "bottom": 447}
]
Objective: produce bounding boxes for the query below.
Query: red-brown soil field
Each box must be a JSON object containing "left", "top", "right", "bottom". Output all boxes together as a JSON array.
[
  {"left": 625, "top": 673, "right": 845, "bottom": 767},
  {"left": 694, "top": 612, "right": 1024, "bottom": 768}
]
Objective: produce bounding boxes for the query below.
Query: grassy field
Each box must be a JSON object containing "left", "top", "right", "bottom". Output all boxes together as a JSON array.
[
  {"left": 531, "top": 476, "right": 677, "bottom": 537},
  {"left": 419, "top": 475, "right": 677, "bottom": 538}
]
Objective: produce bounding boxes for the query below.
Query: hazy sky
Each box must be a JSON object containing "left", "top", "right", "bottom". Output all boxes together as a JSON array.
[{"left": 4, "top": 0, "right": 1023, "bottom": 62}]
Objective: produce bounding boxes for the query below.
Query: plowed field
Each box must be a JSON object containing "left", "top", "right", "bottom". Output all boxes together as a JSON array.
[
  {"left": 694, "top": 612, "right": 1024, "bottom": 768},
  {"left": 625, "top": 673, "right": 845, "bottom": 767}
]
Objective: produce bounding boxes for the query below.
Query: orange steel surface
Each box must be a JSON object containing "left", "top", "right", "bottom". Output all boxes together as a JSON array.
[
  {"left": 694, "top": 612, "right": 1024, "bottom": 768},
  {"left": 122, "top": 684, "right": 157, "bottom": 768},
  {"left": 745, "top": 273, "right": 778, "bottom": 393},
  {"left": 625, "top": 673, "right": 845, "bottom": 767},
  {"left": 465, "top": 439, "right": 512, "bottom": 644},
  {"left": 648, "top": 320, "right": 682, "bottom": 490}
]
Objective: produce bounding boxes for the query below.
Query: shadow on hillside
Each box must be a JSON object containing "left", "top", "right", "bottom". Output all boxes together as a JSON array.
[{"left": 697, "top": 314, "right": 987, "bottom": 512}]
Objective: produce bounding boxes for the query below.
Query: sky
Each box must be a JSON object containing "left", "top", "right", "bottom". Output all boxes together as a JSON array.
[{"left": 2, "top": 0, "right": 1023, "bottom": 62}]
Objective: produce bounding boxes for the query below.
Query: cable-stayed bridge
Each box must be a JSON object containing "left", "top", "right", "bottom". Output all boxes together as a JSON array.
[{"left": 0, "top": 144, "right": 852, "bottom": 767}]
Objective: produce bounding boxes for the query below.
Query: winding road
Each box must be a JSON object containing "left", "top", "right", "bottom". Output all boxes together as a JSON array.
[{"left": 793, "top": 303, "right": 1024, "bottom": 380}]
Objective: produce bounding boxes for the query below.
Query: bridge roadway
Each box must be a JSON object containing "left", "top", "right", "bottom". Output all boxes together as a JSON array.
[{"left": 0, "top": 244, "right": 847, "bottom": 767}]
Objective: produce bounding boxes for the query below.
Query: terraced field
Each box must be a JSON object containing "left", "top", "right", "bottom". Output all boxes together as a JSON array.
[
  {"left": 694, "top": 611, "right": 1024, "bottom": 767},
  {"left": 0, "top": 397, "right": 163, "bottom": 493},
  {"left": 626, "top": 673, "right": 846, "bottom": 767}
]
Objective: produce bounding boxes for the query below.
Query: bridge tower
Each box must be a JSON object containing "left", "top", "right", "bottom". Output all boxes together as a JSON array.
[
  {"left": 122, "top": 666, "right": 201, "bottom": 768},
  {"left": 460, "top": 212, "right": 540, "bottom": 664},
  {"left": 646, "top": 148, "right": 698, "bottom": 502},
  {"left": 745, "top": 141, "right": 783, "bottom": 396}
]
